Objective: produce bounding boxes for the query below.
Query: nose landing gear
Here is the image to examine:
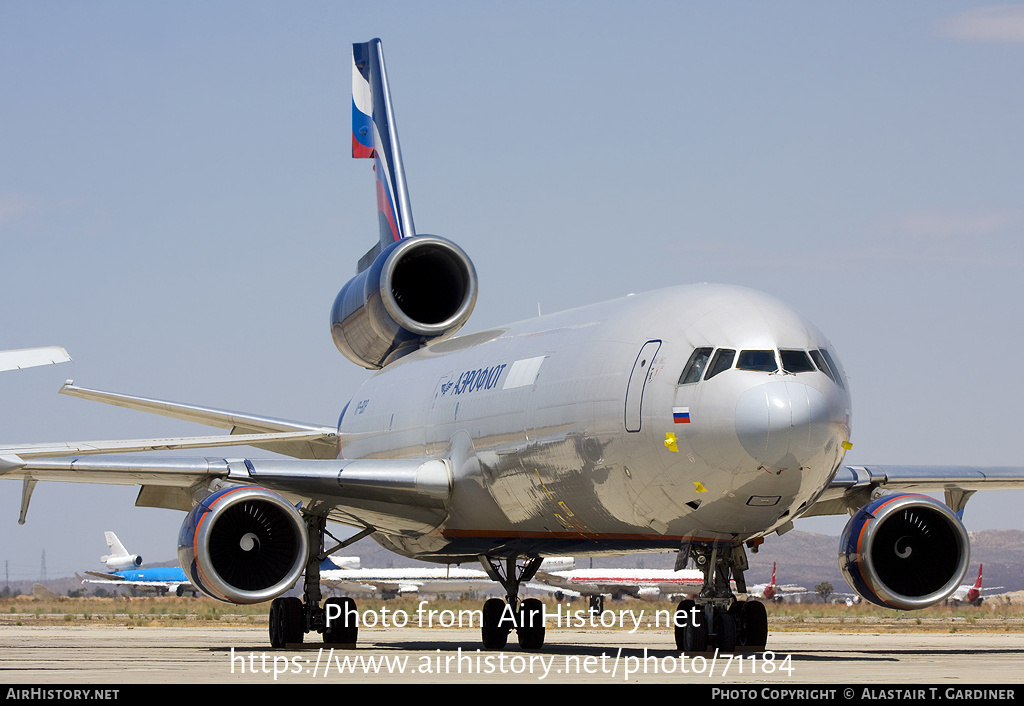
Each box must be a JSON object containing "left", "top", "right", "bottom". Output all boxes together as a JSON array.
[{"left": 674, "top": 542, "right": 768, "bottom": 652}]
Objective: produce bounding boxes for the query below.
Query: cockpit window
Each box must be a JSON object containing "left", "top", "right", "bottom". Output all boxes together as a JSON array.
[
  {"left": 678, "top": 347, "right": 712, "bottom": 384},
  {"left": 705, "top": 348, "right": 736, "bottom": 380},
  {"left": 814, "top": 348, "right": 846, "bottom": 389},
  {"left": 809, "top": 349, "right": 835, "bottom": 383},
  {"left": 737, "top": 350, "right": 778, "bottom": 373},
  {"left": 780, "top": 349, "right": 814, "bottom": 374}
]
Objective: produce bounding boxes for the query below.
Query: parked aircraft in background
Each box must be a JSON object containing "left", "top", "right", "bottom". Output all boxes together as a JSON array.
[
  {"left": 0, "top": 347, "right": 70, "bottom": 372},
  {"left": 947, "top": 565, "right": 1002, "bottom": 606},
  {"left": 81, "top": 566, "right": 195, "bottom": 597},
  {"left": 533, "top": 562, "right": 704, "bottom": 614},
  {"left": 746, "top": 563, "right": 806, "bottom": 601},
  {"left": 81, "top": 532, "right": 194, "bottom": 596},
  {"left": 5, "top": 39, "right": 1024, "bottom": 654},
  {"left": 99, "top": 531, "right": 141, "bottom": 570},
  {"left": 320, "top": 556, "right": 571, "bottom": 599}
]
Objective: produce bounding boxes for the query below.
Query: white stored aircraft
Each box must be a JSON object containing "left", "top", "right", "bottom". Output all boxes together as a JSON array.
[
  {"left": 532, "top": 562, "right": 705, "bottom": 614},
  {"left": 320, "top": 556, "right": 571, "bottom": 599},
  {"left": 3, "top": 39, "right": 1024, "bottom": 653},
  {"left": 946, "top": 565, "right": 1001, "bottom": 606},
  {"left": 0, "top": 347, "right": 70, "bottom": 372},
  {"left": 746, "top": 563, "right": 806, "bottom": 601}
]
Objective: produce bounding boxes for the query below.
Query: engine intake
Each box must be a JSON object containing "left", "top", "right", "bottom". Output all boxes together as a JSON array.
[
  {"left": 838, "top": 492, "right": 970, "bottom": 610},
  {"left": 178, "top": 486, "right": 308, "bottom": 604},
  {"left": 331, "top": 235, "right": 478, "bottom": 369}
]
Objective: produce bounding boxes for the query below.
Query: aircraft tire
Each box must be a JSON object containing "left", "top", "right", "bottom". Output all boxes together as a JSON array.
[
  {"left": 517, "top": 598, "right": 545, "bottom": 650},
  {"left": 323, "top": 596, "right": 359, "bottom": 645},
  {"left": 713, "top": 611, "right": 737, "bottom": 652},
  {"left": 674, "top": 599, "right": 694, "bottom": 651},
  {"left": 675, "top": 599, "right": 707, "bottom": 652},
  {"left": 482, "top": 598, "right": 510, "bottom": 649},
  {"left": 269, "top": 596, "right": 304, "bottom": 648},
  {"left": 735, "top": 600, "right": 768, "bottom": 649}
]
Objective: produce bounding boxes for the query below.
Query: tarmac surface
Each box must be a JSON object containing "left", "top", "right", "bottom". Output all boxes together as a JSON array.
[{"left": 2, "top": 625, "right": 1024, "bottom": 685}]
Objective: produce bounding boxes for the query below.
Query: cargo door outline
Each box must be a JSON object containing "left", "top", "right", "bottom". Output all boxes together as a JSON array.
[{"left": 624, "top": 340, "right": 661, "bottom": 432}]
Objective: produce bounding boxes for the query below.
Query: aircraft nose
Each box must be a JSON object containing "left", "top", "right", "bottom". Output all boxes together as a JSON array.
[{"left": 734, "top": 381, "right": 832, "bottom": 470}]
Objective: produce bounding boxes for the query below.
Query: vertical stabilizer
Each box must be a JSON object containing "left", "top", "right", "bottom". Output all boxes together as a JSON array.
[
  {"left": 352, "top": 38, "right": 416, "bottom": 266},
  {"left": 104, "top": 531, "right": 128, "bottom": 559}
]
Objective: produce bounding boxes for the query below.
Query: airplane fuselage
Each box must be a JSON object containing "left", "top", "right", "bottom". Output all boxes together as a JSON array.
[{"left": 337, "top": 283, "right": 852, "bottom": 562}]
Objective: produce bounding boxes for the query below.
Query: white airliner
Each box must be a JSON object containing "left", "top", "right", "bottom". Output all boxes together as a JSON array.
[
  {"left": 746, "top": 563, "right": 807, "bottom": 601},
  {"left": 320, "top": 556, "right": 572, "bottom": 599},
  {"left": 3, "top": 39, "right": 1024, "bottom": 653},
  {"left": 532, "top": 562, "right": 704, "bottom": 614},
  {"left": 946, "top": 565, "right": 1001, "bottom": 606},
  {"left": 0, "top": 347, "right": 70, "bottom": 372}
]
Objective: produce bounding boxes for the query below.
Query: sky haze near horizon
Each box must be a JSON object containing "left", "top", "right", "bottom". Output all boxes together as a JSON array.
[{"left": 2, "top": 1, "right": 1022, "bottom": 580}]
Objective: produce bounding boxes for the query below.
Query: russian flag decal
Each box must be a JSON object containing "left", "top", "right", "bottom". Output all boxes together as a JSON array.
[{"left": 672, "top": 407, "right": 691, "bottom": 424}]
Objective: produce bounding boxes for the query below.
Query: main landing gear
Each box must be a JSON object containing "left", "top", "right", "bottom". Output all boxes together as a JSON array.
[
  {"left": 479, "top": 556, "right": 546, "bottom": 650},
  {"left": 673, "top": 543, "right": 768, "bottom": 653},
  {"left": 268, "top": 516, "right": 372, "bottom": 648}
]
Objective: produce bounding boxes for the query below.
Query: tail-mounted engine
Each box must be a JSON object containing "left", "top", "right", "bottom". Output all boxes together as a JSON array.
[
  {"left": 177, "top": 486, "right": 308, "bottom": 604},
  {"left": 103, "top": 554, "right": 142, "bottom": 571},
  {"left": 331, "top": 235, "right": 478, "bottom": 369},
  {"left": 838, "top": 492, "right": 970, "bottom": 610}
]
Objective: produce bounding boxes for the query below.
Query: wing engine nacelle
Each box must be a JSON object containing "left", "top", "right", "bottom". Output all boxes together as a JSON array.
[
  {"left": 838, "top": 493, "right": 970, "bottom": 610},
  {"left": 177, "top": 486, "right": 308, "bottom": 604},
  {"left": 331, "top": 235, "right": 478, "bottom": 369}
]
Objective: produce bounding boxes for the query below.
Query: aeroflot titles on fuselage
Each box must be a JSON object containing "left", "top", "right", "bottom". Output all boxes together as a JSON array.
[
  {"left": 350, "top": 361, "right": 512, "bottom": 416},
  {"left": 440, "top": 364, "right": 509, "bottom": 397}
]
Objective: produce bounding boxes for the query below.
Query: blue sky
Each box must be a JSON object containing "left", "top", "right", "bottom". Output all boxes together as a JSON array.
[{"left": 2, "top": 1, "right": 1022, "bottom": 580}]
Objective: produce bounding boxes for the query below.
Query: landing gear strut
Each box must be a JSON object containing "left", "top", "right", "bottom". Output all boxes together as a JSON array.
[
  {"left": 268, "top": 516, "right": 372, "bottom": 648},
  {"left": 673, "top": 542, "right": 768, "bottom": 652},
  {"left": 479, "top": 556, "right": 546, "bottom": 650}
]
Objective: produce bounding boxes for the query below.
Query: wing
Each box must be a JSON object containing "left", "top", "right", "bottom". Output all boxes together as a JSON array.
[
  {"left": 2, "top": 454, "right": 452, "bottom": 535},
  {"left": 0, "top": 346, "right": 70, "bottom": 372},
  {"left": 805, "top": 465, "right": 1024, "bottom": 517},
  {"left": 0, "top": 430, "right": 330, "bottom": 461},
  {"left": 0, "top": 430, "right": 334, "bottom": 524},
  {"left": 58, "top": 382, "right": 339, "bottom": 460}
]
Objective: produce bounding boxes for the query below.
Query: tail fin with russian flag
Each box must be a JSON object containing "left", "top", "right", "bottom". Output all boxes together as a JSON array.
[{"left": 352, "top": 39, "right": 416, "bottom": 270}]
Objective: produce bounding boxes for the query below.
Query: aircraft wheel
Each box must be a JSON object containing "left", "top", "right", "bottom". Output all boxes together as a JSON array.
[
  {"left": 713, "top": 611, "right": 737, "bottom": 652},
  {"left": 517, "top": 598, "right": 545, "bottom": 650},
  {"left": 675, "top": 599, "right": 707, "bottom": 652},
  {"left": 735, "top": 600, "right": 768, "bottom": 649},
  {"left": 269, "top": 596, "right": 304, "bottom": 648},
  {"left": 673, "top": 599, "right": 695, "bottom": 651},
  {"left": 323, "top": 596, "right": 358, "bottom": 645},
  {"left": 482, "top": 598, "right": 510, "bottom": 649}
]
